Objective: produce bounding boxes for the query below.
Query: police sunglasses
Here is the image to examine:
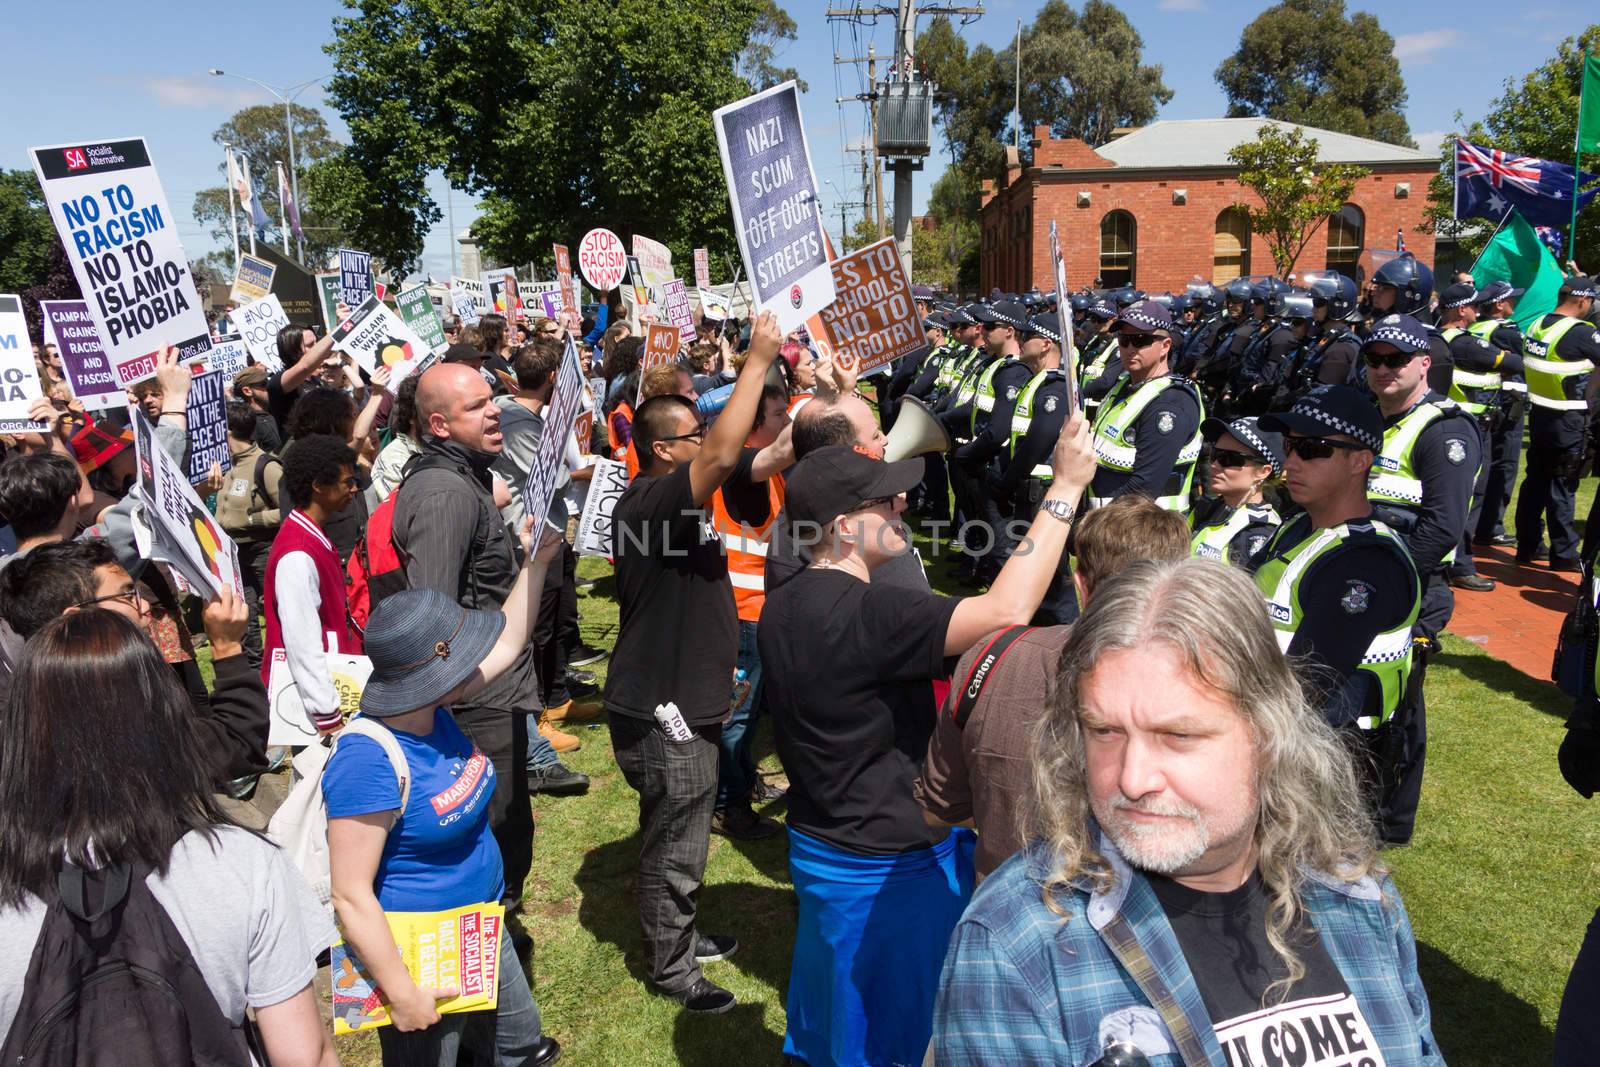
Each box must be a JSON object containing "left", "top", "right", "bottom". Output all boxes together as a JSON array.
[
  {"left": 1115, "top": 331, "right": 1163, "bottom": 349},
  {"left": 1210, "top": 449, "right": 1261, "bottom": 469},
  {"left": 1362, "top": 349, "right": 1417, "bottom": 370},
  {"left": 1284, "top": 435, "right": 1367, "bottom": 461}
]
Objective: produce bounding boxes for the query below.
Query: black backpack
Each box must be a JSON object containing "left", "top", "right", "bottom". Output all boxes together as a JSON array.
[{"left": 0, "top": 861, "right": 255, "bottom": 1066}]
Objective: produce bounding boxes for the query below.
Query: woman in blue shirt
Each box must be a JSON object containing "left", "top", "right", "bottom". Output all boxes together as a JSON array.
[{"left": 325, "top": 521, "right": 561, "bottom": 1066}]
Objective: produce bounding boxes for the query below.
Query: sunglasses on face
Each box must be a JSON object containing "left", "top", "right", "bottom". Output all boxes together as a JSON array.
[
  {"left": 658, "top": 426, "right": 707, "bottom": 444},
  {"left": 1362, "top": 349, "right": 1416, "bottom": 370},
  {"left": 1210, "top": 449, "right": 1261, "bottom": 469},
  {"left": 1116, "top": 332, "right": 1163, "bottom": 349},
  {"left": 1284, "top": 435, "right": 1366, "bottom": 461}
]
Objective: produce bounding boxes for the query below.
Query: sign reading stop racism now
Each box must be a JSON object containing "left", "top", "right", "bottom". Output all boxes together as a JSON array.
[
  {"left": 578, "top": 228, "right": 626, "bottom": 292},
  {"left": 811, "top": 237, "right": 923, "bottom": 376}
]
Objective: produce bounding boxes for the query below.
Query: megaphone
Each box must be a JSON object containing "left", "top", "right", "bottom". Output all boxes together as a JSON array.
[{"left": 884, "top": 396, "right": 951, "bottom": 462}]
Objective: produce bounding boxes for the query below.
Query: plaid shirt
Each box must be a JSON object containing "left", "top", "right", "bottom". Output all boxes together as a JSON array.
[{"left": 933, "top": 833, "right": 1442, "bottom": 1066}]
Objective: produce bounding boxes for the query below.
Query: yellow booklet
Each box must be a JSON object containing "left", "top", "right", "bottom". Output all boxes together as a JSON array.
[{"left": 330, "top": 902, "right": 506, "bottom": 1034}]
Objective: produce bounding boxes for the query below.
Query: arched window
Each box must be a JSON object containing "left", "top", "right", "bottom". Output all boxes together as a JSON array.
[
  {"left": 1100, "top": 210, "right": 1135, "bottom": 288},
  {"left": 1326, "top": 203, "right": 1364, "bottom": 280},
  {"left": 1213, "top": 207, "right": 1251, "bottom": 284}
]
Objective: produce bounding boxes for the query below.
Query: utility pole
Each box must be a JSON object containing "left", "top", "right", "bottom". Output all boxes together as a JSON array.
[
  {"left": 1013, "top": 19, "right": 1022, "bottom": 149},
  {"left": 834, "top": 48, "right": 887, "bottom": 240}
]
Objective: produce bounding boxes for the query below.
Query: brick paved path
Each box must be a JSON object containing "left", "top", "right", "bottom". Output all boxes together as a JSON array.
[{"left": 1448, "top": 545, "right": 1580, "bottom": 681}]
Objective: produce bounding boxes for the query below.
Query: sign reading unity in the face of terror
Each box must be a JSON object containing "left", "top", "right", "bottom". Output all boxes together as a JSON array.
[
  {"left": 396, "top": 285, "right": 447, "bottom": 354},
  {"left": 234, "top": 293, "right": 289, "bottom": 374},
  {"left": 29, "top": 137, "right": 212, "bottom": 383},
  {"left": 331, "top": 295, "right": 433, "bottom": 392},
  {"left": 132, "top": 407, "right": 244, "bottom": 602},
  {"left": 522, "top": 337, "right": 586, "bottom": 534},
  {"left": 41, "top": 300, "right": 122, "bottom": 411},
  {"left": 231, "top": 253, "right": 277, "bottom": 304},
  {"left": 183, "top": 369, "right": 232, "bottom": 485},
  {"left": 713, "top": 81, "right": 836, "bottom": 334},
  {"left": 337, "top": 248, "right": 374, "bottom": 309},
  {"left": 0, "top": 296, "right": 49, "bottom": 434},
  {"left": 810, "top": 237, "right": 922, "bottom": 377}
]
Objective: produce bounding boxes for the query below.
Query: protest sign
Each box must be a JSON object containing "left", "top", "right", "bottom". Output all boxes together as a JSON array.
[
  {"left": 713, "top": 82, "right": 836, "bottom": 333},
  {"left": 577, "top": 228, "right": 626, "bottom": 292},
  {"left": 234, "top": 294, "right": 289, "bottom": 373},
  {"left": 698, "top": 288, "right": 732, "bottom": 322},
  {"left": 641, "top": 323, "right": 680, "bottom": 374},
  {"left": 694, "top": 247, "right": 711, "bottom": 290},
  {"left": 553, "top": 244, "right": 577, "bottom": 312},
  {"left": 521, "top": 337, "right": 585, "bottom": 533},
  {"left": 230, "top": 253, "right": 276, "bottom": 303},
  {"left": 250, "top": 242, "right": 318, "bottom": 323},
  {"left": 331, "top": 295, "right": 432, "bottom": 391},
  {"left": 538, "top": 290, "right": 563, "bottom": 319},
  {"left": 316, "top": 272, "right": 343, "bottom": 331},
  {"left": 451, "top": 276, "right": 486, "bottom": 324},
  {"left": 661, "top": 279, "right": 696, "bottom": 347},
  {"left": 396, "top": 285, "right": 447, "bottom": 354},
  {"left": 29, "top": 137, "right": 211, "bottom": 381},
  {"left": 266, "top": 647, "right": 373, "bottom": 746},
  {"left": 132, "top": 407, "right": 243, "bottom": 601},
  {"left": 1049, "top": 220, "right": 1079, "bottom": 411},
  {"left": 810, "top": 237, "right": 922, "bottom": 376},
  {"left": 0, "top": 296, "right": 48, "bottom": 433},
  {"left": 632, "top": 235, "right": 673, "bottom": 297},
  {"left": 200, "top": 334, "right": 251, "bottom": 382},
  {"left": 338, "top": 248, "right": 374, "bottom": 308},
  {"left": 524, "top": 282, "right": 560, "bottom": 321},
  {"left": 41, "top": 300, "right": 122, "bottom": 410},
  {"left": 183, "top": 369, "right": 231, "bottom": 484},
  {"left": 482, "top": 267, "right": 521, "bottom": 318},
  {"left": 574, "top": 458, "right": 629, "bottom": 557}
]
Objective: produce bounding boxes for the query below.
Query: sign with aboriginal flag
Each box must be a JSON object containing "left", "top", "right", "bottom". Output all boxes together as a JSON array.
[{"left": 331, "top": 295, "right": 433, "bottom": 393}]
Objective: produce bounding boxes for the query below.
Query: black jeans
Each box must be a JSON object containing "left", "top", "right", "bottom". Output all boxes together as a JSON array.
[
  {"left": 607, "top": 712, "right": 723, "bottom": 994},
  {"left": 534, "top": 549, "right": 570, "bottom": 710},
  {"left": 235, "top": 540, "right": 271, "bottom": 673},
  {"left": 453, "top": 704, "right": 533, "bottom": 907},
  {"left": 1557, "top": 905, "right": 1600, "bottom": 1065}
]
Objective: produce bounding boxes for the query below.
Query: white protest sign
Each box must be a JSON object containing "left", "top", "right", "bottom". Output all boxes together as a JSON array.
[
  {"left": 0, "top": 296, "right": 48, "bottom": 433},
  {"left": 266, "top": 647, "right": 374, "bottom": 745},
  {"left": 632, "top": 235, "right": 674, "bottom": 298},
  {"left": 482, "top": 267, "right": 521, "bottom": 318},
  {"left": 698, "top": 288, "right": 732, "bottom": 322},
  {"left": 29, "top": 138, "right": 211, "bottom": 383},
  {"left": 330, "top": 295, "right": 432, "bottom": 392},
  {"left": 337, "top": 248, "right": 374, "bottom": 308},
  {"left": 183, "top": 369, "right": 231, "bottom": 484},
  {"left": 574, "top": 457, "right": 629, "bottom": 557},
  {"left": 694, "top": 248, "right": 710, "bottom": 290},
  {"left": 577, "top": 228, "right": 627, "bottom": 292},
  {"left": 522, "top": 337, "right": 585, "bottom": 531},
  {"left": 713, "top": 82, "right": 836, "bottom": 333},
  {"left": 132, "top": 408, "right": 243, "bottom": 601},
  {"left": 41, "top": 300, "right": 122, "bottom": 411},
  {"left": 234, "top": 294, "right": 289, "bottom": 374},
  {"left": 451, "top": 276, "right": 485, "bottom": 324},
  {"left": 200, "top": 334, "right": 252, "bottom": 382}
]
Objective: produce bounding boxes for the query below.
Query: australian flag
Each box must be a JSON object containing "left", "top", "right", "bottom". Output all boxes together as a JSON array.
[{"left": 1455, "top": 138, "right": 1600, "bottom": 227}]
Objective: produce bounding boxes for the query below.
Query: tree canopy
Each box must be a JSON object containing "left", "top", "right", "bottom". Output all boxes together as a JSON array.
[
  {"left": 1216, "top": 0, "right": 1412, "bottom": 147},
  {"left": 1228, "top": 124, "right": 1369, "bottom": 276},
  {"left": 0, "top": 170, "right": 55, "bottom": 296},
  {"left": 318, "top": 0, "right": 795, "bottom": 277}
]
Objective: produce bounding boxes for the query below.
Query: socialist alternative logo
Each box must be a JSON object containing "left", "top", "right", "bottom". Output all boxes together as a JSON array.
[
  {"left": 789, "top": 284, "right": 803, "bottom": 309},
  {"left": 63, "top": 148, "right": 88, "bottom": 171}
]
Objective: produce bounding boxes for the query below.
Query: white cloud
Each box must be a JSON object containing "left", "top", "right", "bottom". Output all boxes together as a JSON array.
[
  {"left": 143, "top": 76, "right": 263, "bottom": 109},
  {"left": 1157, "top": 0, "right": 1206, "bottom": 10},
  {"left": 1413, "top": 130, "right": 1448, "bottom": 157},
  {"left": 1393, "top": 30, "right": 1465, "bottom": 63}
]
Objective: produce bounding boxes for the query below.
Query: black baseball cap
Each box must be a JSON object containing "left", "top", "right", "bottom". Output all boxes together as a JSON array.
[
  {"left": 1260, "top": 385, "right": 1383, "bottom": 453},
  {"left": 442, "top": 342, "right": 485, "bottom": 364},
  {"left": 784, "top": 445, "right": 924, "bottom": 527},
  {"left": 972, "top": 299, "right": 1029, "bottom": 330}
]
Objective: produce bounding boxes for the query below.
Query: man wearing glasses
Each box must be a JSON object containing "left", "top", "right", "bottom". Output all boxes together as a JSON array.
[
  {"left": 1255, "top": 385, "right": 1423, "bottom": 842},
  {"left": 1087, "top": 300, "right": 1204, "bottom": 514}
]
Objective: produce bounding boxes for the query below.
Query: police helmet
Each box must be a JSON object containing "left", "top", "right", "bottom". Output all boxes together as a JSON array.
[
  {"left": 1281, "top": 292, "right": 1315, "bottom": 323},
  {"left": 1223, "top": 277, "right": 1254, "bottom": 305},
  {"left": 1250, "top": 278, "right": 1290, "bottom": 317},
  {"left": 1109, "top": 286, "right": 1145, "bottom": 309},
  {"left": 1372, "top": 254, "right": 1435, "bottom": 315},
  {"left": 1069, "top": 292, "right": 1091, "bottom": 315},
  {"left": 1186, "top": 282, "right": 1223, "bottom": 316},
  {"left": 1301, "top": 270, "right": 1359, "bottom": 322}
]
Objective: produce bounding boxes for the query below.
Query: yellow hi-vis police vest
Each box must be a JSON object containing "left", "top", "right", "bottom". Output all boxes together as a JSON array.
[
  {"left": 932, "top": 341, "right": 970, "bottom": 392},
  {"left": 1441, "top": 326, "right": 1501, "bottom": 416},
  {"left": 949, "top": 351, "right": 992, "bottom": 410},
  {"left": 1366, "top": 399, "right": 1469, "bottom": 564},
  {"left": 1252, "top": 516, "right": 1419, "bottom": 729},
  {"left": 1190, "top": 501, "right": 1281, "bottom": 564},
  {"left": 1079, "top": 333, "right": 1118, "bottom": 409},
  {"left": 1007, "top": 367, "right": 1065, "bottom": 479},
  {"left": 971, "top": 354, "right": 1020, "bottom": 436},
  {"left": 1469, "top": 318, "right": 1526, "bottom": 396},
  {"left": 1524, "top": 315, "right": 1592, "bottom": 411},
  {"left": 1088, "top": 374, "right": 1204, "bottom": 512}
]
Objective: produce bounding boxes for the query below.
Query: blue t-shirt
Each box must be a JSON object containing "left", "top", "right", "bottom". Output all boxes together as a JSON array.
[{"left": 321, "top": 709, "right": 504, "bottom": 911}]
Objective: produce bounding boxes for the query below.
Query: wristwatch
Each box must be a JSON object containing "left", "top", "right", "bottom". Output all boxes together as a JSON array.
[{"left": 1039, "top": 497, "right": 1076, "bottom": 524}]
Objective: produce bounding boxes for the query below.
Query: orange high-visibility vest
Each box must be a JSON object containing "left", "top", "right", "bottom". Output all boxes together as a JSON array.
[
  {"left": 711, "top": 472, "right": 786, "bottom": 623},
  {"left": 607, "top": 400, "right": 640, "bottom": 480}
]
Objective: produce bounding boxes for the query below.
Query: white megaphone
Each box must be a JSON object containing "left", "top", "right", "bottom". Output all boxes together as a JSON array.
[{"left": 883, "top": 396, "right": 951, "bottom": 462}]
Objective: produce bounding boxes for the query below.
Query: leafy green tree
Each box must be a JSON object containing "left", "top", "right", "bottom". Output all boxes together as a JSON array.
[
  {"left": 741, "top": 0, "right": 806, "bottom": 92},
  {"left": 911, "top": 215, "right": 978, "bottom": 294},
  {"left": 319, "top": 0, "right": 792, "bottom": 277},
  {"left": 1422, "top": 26, "right": 1600, "bottom": 270},
  {"left": 0, "top": 170, "right": 57, "bottom": 295},
  {"left": 1228, "top": 124, "right": 1369, "bottom": 276},
  {"left": 191, "top": 104, "right": 350, "bottom": 270},
  {"left": 1216, "top": 0, "right": 1412, "bottom": 147}
]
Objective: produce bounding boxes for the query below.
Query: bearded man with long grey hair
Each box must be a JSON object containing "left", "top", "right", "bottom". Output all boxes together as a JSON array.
[{"left": 932, "top": 557, "right": 1442, "bottom": 1066}]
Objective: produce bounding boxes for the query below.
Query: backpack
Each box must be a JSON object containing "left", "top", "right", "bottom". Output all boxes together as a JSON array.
[
  {"left": 0, "top": 861, "right": 256, "bottom": 1066},
  {"left": 346, "top": 452, "right": 456, "bottom": 636},
  {"left": 266, "top": 716, "right": 411, "bottom": 929},
  {"left": 214, "top": 449, "right": 282, "bottom": 541}
]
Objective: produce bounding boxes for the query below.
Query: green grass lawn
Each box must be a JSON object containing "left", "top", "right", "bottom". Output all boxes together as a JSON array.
[{"left": 325, "top": 453, "right": 1600, "bottom": 1065}]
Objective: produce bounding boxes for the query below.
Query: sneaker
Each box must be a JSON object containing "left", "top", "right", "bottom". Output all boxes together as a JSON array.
[
  {"left": 570, "top": 643, "right": 608, "bottom": 666},
  {"left": 538, "top": 718, "right": 582, "bottom": 753},
  {"left": 751, "top": 780, "right": 788, "bottom": 805},
  {"left": 1449, "top": 573, "right": 1496, "bottom": 592},
  {"left": 527, "top": 762, "right": 590, "bottom": 796},
  {"left": 693, "top": 933, "right": 740, "bottom": 963},
  {"left": 566, "top": 665, "right": 599, "bottom": 687},
  {"left": 1490, "top": 533, "right": 1518, "bottom": 547},
  {"left": 711, "top": 803, "right": 782, "bottom": 840},
  {"left": 223, "top": 774, "right": 260, "bottom": 801},
  {"left": 673, "top": 976, "right": 736, "bottom": 1014},
  {"left": 545, "top": 697, "right": 603, "bottom": 725}
]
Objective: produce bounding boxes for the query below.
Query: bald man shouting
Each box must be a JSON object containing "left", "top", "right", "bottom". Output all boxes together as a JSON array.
[{"left": 391, "top": 362, "right": 545, "bottom": 919}]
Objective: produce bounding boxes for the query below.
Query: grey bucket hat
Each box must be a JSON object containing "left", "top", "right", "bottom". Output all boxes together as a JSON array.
[{"left": 359, "top": 588, "right": 505, "bottom": 716}]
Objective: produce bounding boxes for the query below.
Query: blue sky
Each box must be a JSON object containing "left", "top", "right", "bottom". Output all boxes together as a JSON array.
[{"left": 0, "top": 0, "right": 1586, "bottom": 281}]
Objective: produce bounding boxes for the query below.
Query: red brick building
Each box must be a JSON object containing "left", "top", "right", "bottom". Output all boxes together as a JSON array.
[{"left": 979, "top": 118, "right": 1439, "bottom": 296}]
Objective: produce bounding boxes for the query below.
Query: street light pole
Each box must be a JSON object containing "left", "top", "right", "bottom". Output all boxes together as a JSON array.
[{"left": 208, "top": 69, "right": 324, "bottom": 264}]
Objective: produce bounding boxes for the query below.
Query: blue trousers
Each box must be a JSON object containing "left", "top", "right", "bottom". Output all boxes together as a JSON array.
[{"left": 717, "top": 620, "right": 762, "bottom": 809}]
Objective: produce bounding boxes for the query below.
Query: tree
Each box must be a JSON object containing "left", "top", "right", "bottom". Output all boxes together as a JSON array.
[
  {"left": 741, "top": 0, "right": 806, "bottom": 92},
  {"left": 911, "top": 215, "right": 978, "bottom": 293},
  {"left": 1216, "top": 0, "right": 1412, "bottom": 147},
  {"left": 0, "top": 170, "right": 57, "bottom": 295},
  {"left": 1228, "top": 124, "right": 1369, "bottom": 276},
  {"left": 191, "top": 104, "right": 351, "bottom": 272},
  {"left": 1422, "top": 27, "right": 1600, "bottom": 270},
  {"left": 320, "top": 0, "right": 793, "bottom": 277}
]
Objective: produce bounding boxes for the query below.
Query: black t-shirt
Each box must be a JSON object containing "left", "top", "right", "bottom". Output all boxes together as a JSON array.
[
  {"left": 604, "top": 461, "right": 739, "bottom": 726},
  {"left": 265, "top": 370, "right": 299, "bottom": 435},
  {"left": 1149, "top": 873, "right": 1386, "bottom": 1066},
  {"left": 720, "top": 447, "right": 775, "bottom": 528},
  {"left": 759, "top": 569, "right": 959, "bottom": 854}
]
